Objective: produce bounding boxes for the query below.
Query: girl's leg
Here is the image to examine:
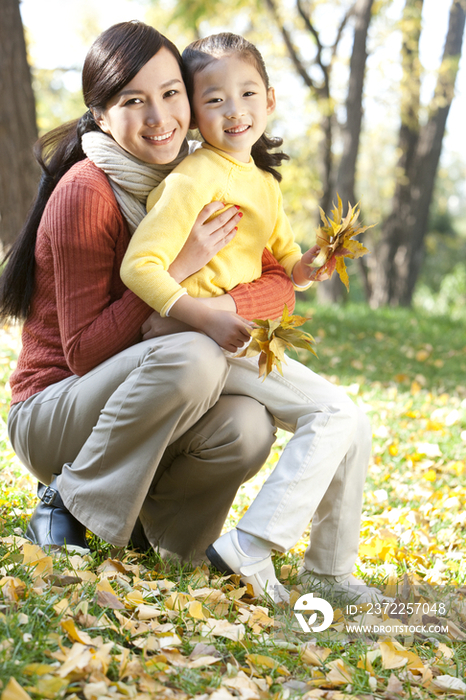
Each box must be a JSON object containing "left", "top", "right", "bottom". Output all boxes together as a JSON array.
[
  {"left": 221, "top": 354, "right": 370, "bottom": 576},
  {"left": 140, "top": 396, "right": 276, "bottom": 564},
  {"left": 9, "top": 333, "right": 231, "bottom": 546}
]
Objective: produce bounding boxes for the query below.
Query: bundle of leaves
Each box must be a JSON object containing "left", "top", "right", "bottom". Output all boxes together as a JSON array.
[
  {"left": 308, "top": 195, "right": 372, "bottom": 289},
  {"left": 238, "top": 305, "right": 316, "bottom": 379}
]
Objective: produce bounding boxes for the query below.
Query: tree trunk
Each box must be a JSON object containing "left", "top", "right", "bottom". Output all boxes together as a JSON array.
[
  {"left": 0, "top": 0, "right": 39, "bottom": 252},
  {"left": 317, "top": 0, "right": 374, "bottom": 303},
  {"left": 370, "top": 0, "right": 465, "bottom": 307}
]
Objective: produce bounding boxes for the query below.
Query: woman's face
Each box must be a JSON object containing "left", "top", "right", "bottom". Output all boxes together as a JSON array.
[{"left": 95, "top": 47, "right": 191, "bottom": 164}]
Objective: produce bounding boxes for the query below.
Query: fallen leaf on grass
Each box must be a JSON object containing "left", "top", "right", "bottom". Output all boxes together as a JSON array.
[
  {"left": 301, "top": 644, "right": 332, "bottom": 666},
  {"left": 379, "top": 639, "right": 424, "bottom": 671},
  {"left": 385, "top": 672, "right": 405, "bottom": 695},
  {"left": 201, "top": 618, "right": 245, "bottom": 641},
  {"left": 223, "top": 671, "right": 262, "bottom": 698},
  {"left": 430, "top": 674, "right": 466, "bottom": 694},
  {"left": 1, "top": 677, "right": 33, "bottom": 700},
  {"left": 0, "top": 576, "right": 26, "bottom": 602},
  {"left": 246, "top": 653, "right": 290, "bottom": 676},
  {"left": 96, "top": 589, "right": 125, "bottom": 610},
  {"left": 325, "top": 658, "right": 354, "bottom": 685}
]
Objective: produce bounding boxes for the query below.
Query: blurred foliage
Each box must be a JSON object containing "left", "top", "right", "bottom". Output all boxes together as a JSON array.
[
  {"left": 33, "top": 68, "right": 85, "bottom": 135},
  {"left": 22, "top": 0, "right": 466, "bottom": 308}
]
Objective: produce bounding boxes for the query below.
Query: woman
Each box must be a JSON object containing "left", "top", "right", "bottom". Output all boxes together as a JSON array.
[{"left": 0, "top": 21, "right": 295, "bottom": 562}]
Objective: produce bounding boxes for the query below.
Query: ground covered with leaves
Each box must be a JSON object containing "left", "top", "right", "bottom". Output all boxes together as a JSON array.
[{"left": 1, "top": 304, "right": 466, "bottom": 700}]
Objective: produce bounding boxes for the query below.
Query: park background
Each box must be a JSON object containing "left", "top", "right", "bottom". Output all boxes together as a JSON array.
[{"left": 1, "top": 1, "right": 466, "bottom": 698}]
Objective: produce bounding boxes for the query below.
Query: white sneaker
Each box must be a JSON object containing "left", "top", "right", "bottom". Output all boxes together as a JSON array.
[
  {"left": 299, "top": 569, "right": 393, "bottom": 605},
  {"left": 206, "top": 530, "right": 289, "bottom": 604}
]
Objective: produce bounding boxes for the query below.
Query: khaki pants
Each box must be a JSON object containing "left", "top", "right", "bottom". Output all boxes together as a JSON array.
[
  {"left": 8, "top": 333, "right": 276, "bottom": 560},
  {"left": 224, "top": 353, "right": 372, "bottom": 578}
]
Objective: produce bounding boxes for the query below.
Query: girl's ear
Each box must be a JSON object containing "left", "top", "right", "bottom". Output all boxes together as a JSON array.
[{"left": 266, "top": 87, "right": 276, "bottom": 115}]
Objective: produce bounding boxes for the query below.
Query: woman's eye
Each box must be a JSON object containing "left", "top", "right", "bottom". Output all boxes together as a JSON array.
[
  {"left": 124, "top": 97, "right": 142, "bottom": 106},
  {"left": 163, "top": 89, "right": 178, "bottom": 98}
]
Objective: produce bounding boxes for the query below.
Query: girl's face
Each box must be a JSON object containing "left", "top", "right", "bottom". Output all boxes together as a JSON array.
[
  {"left": 95, "top": 48, "right": 191, "bottom": 164},
  {"left": 191, "top": 53, "right": 276, "bottom": 163}
]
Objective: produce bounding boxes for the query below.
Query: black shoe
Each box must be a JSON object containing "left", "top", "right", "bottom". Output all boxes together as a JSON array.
[
  {"left": 129, "top": 517, "right": 152, "bottom": 553},
  {"left": 26, "top": 477, "right": 90, "bottom": 555}
]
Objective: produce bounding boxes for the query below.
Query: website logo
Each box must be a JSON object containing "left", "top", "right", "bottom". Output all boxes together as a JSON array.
[{"left": 294, "top": 593, "right": 334, "bottom": 633}]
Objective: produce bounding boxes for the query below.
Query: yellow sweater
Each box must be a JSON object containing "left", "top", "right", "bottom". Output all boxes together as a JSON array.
[{"left": 121, "top": 143, "right": 302, "bottom": 317}]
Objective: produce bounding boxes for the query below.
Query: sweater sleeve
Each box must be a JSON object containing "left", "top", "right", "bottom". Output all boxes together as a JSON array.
[
  {"left": 229, "top": 248, "right": 295, "bottom": 319},
  {"left": 48, "top": 178, "right": 151, "bottom": 376}
]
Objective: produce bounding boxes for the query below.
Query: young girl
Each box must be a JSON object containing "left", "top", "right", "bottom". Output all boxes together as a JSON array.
[{"left": 121, "top": 33, "right": 380, "bottom": 605}]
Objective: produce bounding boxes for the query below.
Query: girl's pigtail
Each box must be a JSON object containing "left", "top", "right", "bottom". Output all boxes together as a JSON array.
[
  {"left": 251, "top": 134, "right": 289, "bottom": 183},
  {"left": 0, "top": 112, "right": 99, "bottom": 321}
]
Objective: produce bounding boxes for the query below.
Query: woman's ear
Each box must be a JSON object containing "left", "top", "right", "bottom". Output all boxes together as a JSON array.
[
  {"left": 92, "top": 108, "right": 111, "bottom": 135},
  {"left": 189, "top": 115, "right": 198, "bottom": 130},
  {"left": 266, "top": 87, "right": 276, "bottom": 115}
]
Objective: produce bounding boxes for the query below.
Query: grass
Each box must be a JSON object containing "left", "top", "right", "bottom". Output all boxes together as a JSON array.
[{"left": 1, "top": 303, "right": 466, "bottom": 699}]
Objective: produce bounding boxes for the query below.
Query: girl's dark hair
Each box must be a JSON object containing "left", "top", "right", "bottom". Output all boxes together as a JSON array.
[
  {"left": 182, "top": 33, "right": 289, "bottom": 183},
  {"left": 0, "top": 21, "right": 182, "bottom": 321}
]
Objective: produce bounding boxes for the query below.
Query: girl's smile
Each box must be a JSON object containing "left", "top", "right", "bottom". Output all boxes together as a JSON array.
[{"left": 191, "top": 54, "right": 275, "bottom": 163}]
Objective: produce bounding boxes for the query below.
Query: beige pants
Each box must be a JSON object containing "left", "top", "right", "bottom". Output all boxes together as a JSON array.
[{"left": 8, "top": 333, "right": 276, "bottom": 560}]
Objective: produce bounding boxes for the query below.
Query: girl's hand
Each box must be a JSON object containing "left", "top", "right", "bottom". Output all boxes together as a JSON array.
[
  {"left": 141, "top": 311, "right": 191, "bottom": 340},
  {"left": 293, "top": 245, "right": 330, "bottom": 285},
  {"left": 169, "top": 202, "right": 242, "bottom": 283},
  {"left": 204, "top": 308, "right": 253, "bottom": 353}
]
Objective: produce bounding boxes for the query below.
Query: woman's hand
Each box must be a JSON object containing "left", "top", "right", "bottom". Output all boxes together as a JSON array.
[
  {"left": 169, "top": 202, "right": 242, "bottom": 283},
  {"left": 141, "top": 311, "right": 192, "bottom": 340}
]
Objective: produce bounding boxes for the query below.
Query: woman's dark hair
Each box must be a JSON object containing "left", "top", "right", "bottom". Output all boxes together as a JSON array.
[
  {"left": 182, "top": 33, "right": 289, "bottom": 183},
  {"left": 0, "top": 21, "right": 182, "bottom": 321}
]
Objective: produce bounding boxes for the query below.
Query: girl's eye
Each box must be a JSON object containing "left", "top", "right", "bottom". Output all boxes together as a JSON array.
[
  {"left": 243, "top": 91, "right": 255, "bottom": 97},
  {"left": 207, "top": 98, "right": 222, "bottom": 104}
]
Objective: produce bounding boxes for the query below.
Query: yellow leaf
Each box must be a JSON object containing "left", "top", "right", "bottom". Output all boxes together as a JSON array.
[
  {"left": 60, "top": 619, "right": 94, "bottom": 645},
  {"left": 325, "top": 658, "right": 354, "bottom": 685},
  {"left": 246, "top": 653, "right": 290, "bottom": 676},
  {"left": 301, "top": 644, "right": 332, "bottom": 666},
  {"left": 35, "top": 676, "right": 69, "bottom": 699},
  {"left": 1, "top": 677, "right": 33, "bottom": 700},
  {"left": 200, "top": 619, "right": 245, "bottom": 641},
  {"left": 238, "top": 304, "right": 316, "bottom": 379},
  {"left": 137, "top": 603, "right": 162, "bottom": 620},
  {"left": 165, "top": 592, "right": 193, "bottom": 611},
  {"left": 188, "top": 600, "right": 209, "bottom": 620},
  {"left": 379, "top": 639, "right": 424, "bottom": 671},
  {"left": 0, "top": 577, "right": 26, "bottom": 602},
  {"left": 308, "top": 196, "right": 373, "bottom": 289}
]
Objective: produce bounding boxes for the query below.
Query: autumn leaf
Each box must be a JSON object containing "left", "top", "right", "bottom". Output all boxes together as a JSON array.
[
  {"left": 307, "top": 195, "right": 372, "bottom": 290},
  {"left": 237, "top": 304, "right": 316, "bottom": 379}
]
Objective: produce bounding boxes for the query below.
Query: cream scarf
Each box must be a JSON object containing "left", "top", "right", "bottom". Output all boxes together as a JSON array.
[{"left": 81, "top": 130, "right": 190, "bottom": 234}]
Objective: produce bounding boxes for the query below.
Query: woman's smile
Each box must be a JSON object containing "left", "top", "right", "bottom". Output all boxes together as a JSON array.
[{"left": 95, "top": 48, "right": 191, "bottom": 164}]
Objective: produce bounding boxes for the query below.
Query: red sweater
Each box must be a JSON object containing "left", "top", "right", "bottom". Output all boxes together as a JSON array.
[{"left": 10, "top": 159, "right": 295, "bottom": 404}]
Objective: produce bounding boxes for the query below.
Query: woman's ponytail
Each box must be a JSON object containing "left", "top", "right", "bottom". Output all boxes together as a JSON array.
[{"left": 0, "top": 117, "right": 91, "bottom": 321}]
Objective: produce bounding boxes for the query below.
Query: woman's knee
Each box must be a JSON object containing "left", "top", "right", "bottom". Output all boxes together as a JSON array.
[{"left": 146, "top": 332, "right": 228, "bottom": 401}]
